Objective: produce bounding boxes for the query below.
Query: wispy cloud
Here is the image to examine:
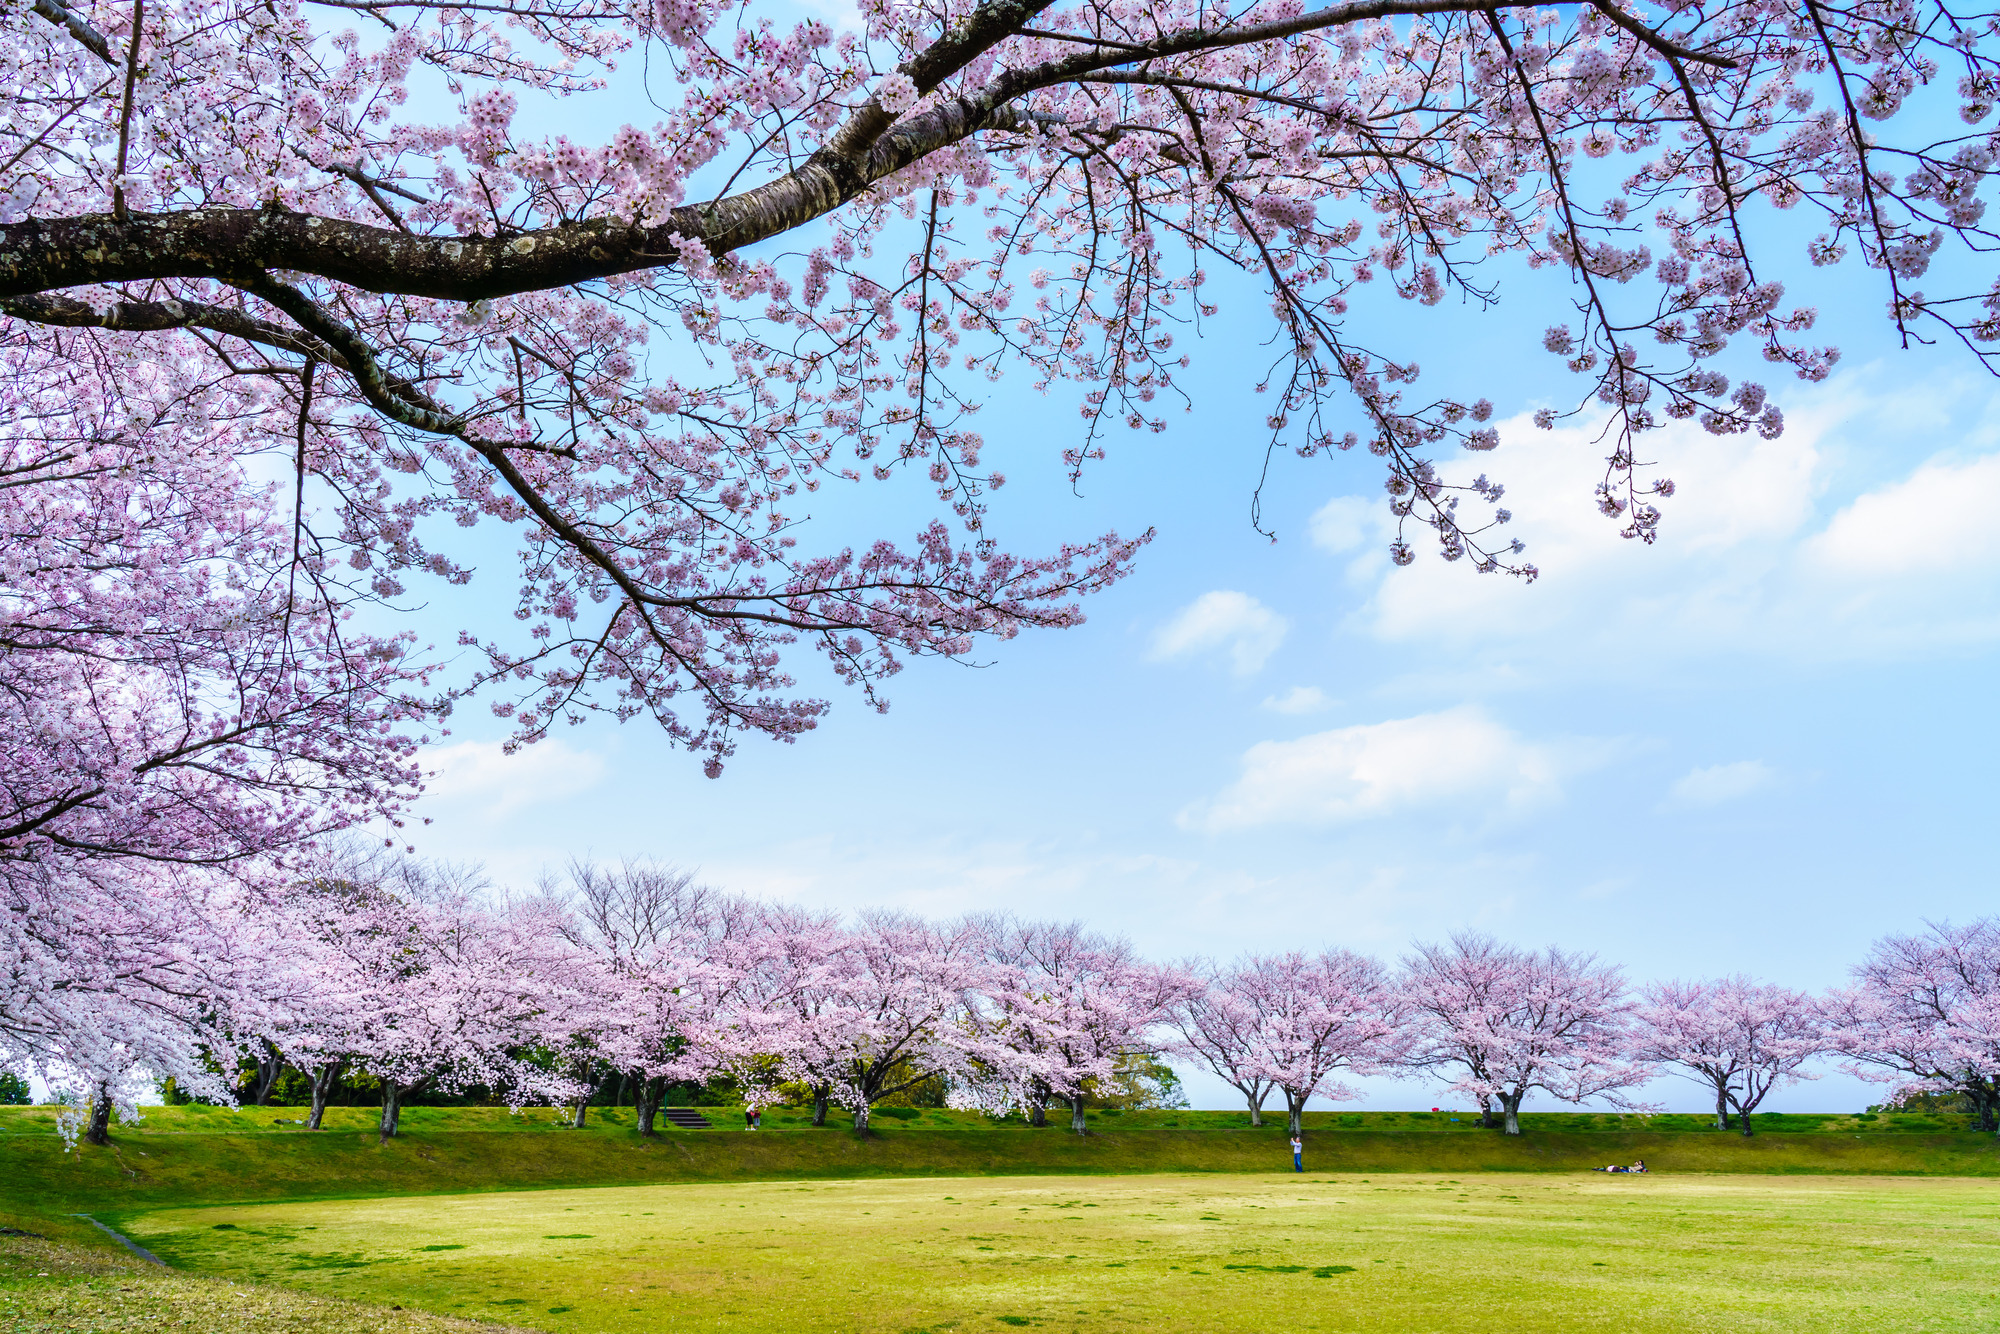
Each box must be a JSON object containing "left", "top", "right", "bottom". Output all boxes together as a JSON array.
[
  {"left": 1180, "top": 706, "right": 1601, "bottom": 832},
  {"left": 1262, "top": 685, "right": 1333, "bottom": 714},
  {"left": 1149, "top": 590, "right": 1289, "bottom": 676},
  {"left": 422, "top": 738, "right": 605, "bottom": 818},
  {"left": 1666, "top": 760, "right": 1774, "bottom": 809},
  {"left": 1309, "top": 496, "right": 1379, "bottom": 554}
]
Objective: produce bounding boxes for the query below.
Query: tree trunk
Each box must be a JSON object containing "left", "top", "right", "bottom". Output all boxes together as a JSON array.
[
  {"left": 1028, "top": 1078, "right": 1049, "bottom": 1127},
  {"left": 811, "top": 1092, "right": 829, "bottom": 1127},
  {"left": 634, "top": 1076, "right": 664, "bottom": 1136},
  {"left": 246, "top": 1040, "right": 287, "bottom": 1106},
  {"left": 1477, "top": 1094, "right": 1495, "bottom": 1130},
  {"left": 1286, "top": 1091, "right": 1305, "bottom": 1138},
  {"left": 567, "top": 1057, "right": 603, "bottom": 1128},
  {"left": 1069, "top": 1093, "right": 1088, "bottom": 1135},
  {"left": 378, "top": 1080, "right": 405, "bottom": 1143},
  {"left": 307, "top": 1060, "right": 346, "bottom": 1130},
  {"left": 1501, "top": 1090, "right": 1524, "bottom": 1136},
  {"left": 852, "top": 1101, "right": 871, "bottom": 1133},
  {"left": 1244, "top": 1088, "right": 1264, "bottom": 1127},
  {"left": 84, "top": 1085, "right": 112, "bottom": 1146},
  {"left": 1714, "top": 1086, "right": 1730, "bottom": 1131}
]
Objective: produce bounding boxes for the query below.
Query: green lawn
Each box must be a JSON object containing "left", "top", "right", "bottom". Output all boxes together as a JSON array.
[
  {"left": 110, "top": 1172, "right": 2000, "bottom": 1333},
  {"left": 0, "top": 1231, "right": 532, "bottom": 1334},
  {"left": 3, "top": 1104, "right": 1993, "bottom": 1249},
  {"left": 0, "top": 1103, "right": 1982, "bottom": 1139}
]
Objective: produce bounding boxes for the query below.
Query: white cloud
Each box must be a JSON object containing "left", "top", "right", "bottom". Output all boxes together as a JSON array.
[
  {"left": 1262, "top": 685, "right": 1333, "bottom": 714},
  {"left": 1149, "top": 590, "right": 1289, "bottom": 675},
  {"left": 1666, "top": 760, "right": 1775, "bottom": 809},
  {"left": 1181, "top": 706, "right": 1597, "bottom": 832},
  {"left": 1808, "top": 453, "right": 2000, "bottom": 576},
  {"left": 422, "top": 738, "right": 605, "bottom": 818},
  {"left": 1326, "top": 367, "right": 2000, "bottom": 668},
  {"left": 1310, "top": 496, "right": 1379, "bottom": 554}
]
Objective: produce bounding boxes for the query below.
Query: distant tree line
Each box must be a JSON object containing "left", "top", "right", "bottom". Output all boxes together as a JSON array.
[{"left": 11, "top": 847, "right": 1996, "bottom": 1148}]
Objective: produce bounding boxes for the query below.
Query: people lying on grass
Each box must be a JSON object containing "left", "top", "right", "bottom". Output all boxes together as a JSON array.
[{"left": 1593, "top": 1160, "right": 1648, "bottom": 1174}]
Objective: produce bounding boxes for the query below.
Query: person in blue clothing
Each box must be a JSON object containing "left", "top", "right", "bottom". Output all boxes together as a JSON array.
[{"left": 1290, "top": 1134, "right": 1303, "bottom": 1172}]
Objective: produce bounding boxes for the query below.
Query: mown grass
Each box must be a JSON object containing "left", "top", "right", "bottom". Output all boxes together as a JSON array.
[
  {"left": 0, "top": 1232, "right": 531, "bottom": 1333},
  {"left": 3, "top": 1103, "right": 1993, "bottom": 1248},
  {"left": 112, "top": 1172, "right": 2000, "bottom": 1333}
]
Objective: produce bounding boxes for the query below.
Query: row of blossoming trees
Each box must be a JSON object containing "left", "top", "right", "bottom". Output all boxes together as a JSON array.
[{"left": 19, "top": 851, "right": 1997, "bottom": 1147}]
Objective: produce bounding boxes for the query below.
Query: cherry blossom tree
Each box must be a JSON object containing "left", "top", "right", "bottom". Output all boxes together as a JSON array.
[
  {"left": 1399, "top": 932, "right": 1650, "bottom": 1135},
  {"left": 1231, "top": 949, "right": 1398, "bottom": 1137},
  {"left": 732, "top": 909, "right": 985, "bottom": 1132},
  {"left": 1631, "top": 976, "right": 1824, "bottom": 1134},
  {"left": 1, "top": 862, "right": 258, "bottom": 1140},
  {"left": 13, "top": 0, "right": 2000, "bottom": 1101},
  {"left": 966, "top": 917, "right": 1188, "bottom": 1133},
  {"left": 1165, "top": 961, "right": 1279, "bottom": 1126},
  {"left": 549, "top": 858, "right": 743, "bottom": 1134},
  {"left": 1829, "top": 919, "right": 2000, "bottom": 1134},
  {"left": 716, "top": 903, "right": 851, "bottom": 1125},
  {"left": 343, "top": 888, "right": 585, "bottom": 1141}
]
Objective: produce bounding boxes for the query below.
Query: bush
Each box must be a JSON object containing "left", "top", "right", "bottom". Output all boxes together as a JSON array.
[
  {"left": 873, "top": 1106, "right": 921, "bottom": 1121},
  {"left": 0, "top": 1072, "right": 29, "bottom": 1106}
]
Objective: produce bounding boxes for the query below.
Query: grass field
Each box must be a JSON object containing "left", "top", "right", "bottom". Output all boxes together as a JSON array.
[
  {"left": 106, "top": 1172, "right": 2000, "bottom": 1333},
  {"left": 4, "top": 1103, "right": 1994, "bottom": 1249},
  {"left": 0, "top": 1232, "right": 532, "bottom": 1334},
  {"left": 1, "top": 1103, "right": 1983, "bottom": 1138}
]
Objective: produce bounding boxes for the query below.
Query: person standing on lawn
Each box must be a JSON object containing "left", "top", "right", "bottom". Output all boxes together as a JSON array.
[{"left": 1290, "top": 1135, "right": 1303, "bottom": 1172}]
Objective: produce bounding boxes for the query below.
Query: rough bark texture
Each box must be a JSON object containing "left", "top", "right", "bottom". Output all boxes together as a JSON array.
[
  {"left": 1244, "top": 1089, "right": 1265, "bottom": 1127},
  {"left": 1501, "top": 1090, "right": 1525, "bottom": 1136},
  {"left": 83, "top": 1086, "right": 112, "bottom": 1146},
  {"left": 634, "top": 1076, "right": 665, "bottom": 1136},
  {"left": 852, "top": 1101, "right": 871, "bottom": 1133},
  {"left": 1285, "top": 1093, "right": 1305, "bottom": 1139},
  {"left": 306, "top": 1060, "right": 346, "bottom": 1131},
  {"left": 377, "top": 1081, "right": 405, "bottom": 1143},
  {"left": 1069, "top": 1094, "right": 1088, "bottom": 1135},
  {"left": 811, "top": 1093, "right": 829, "bottom": 1127},
  {"left": 245, "top": 1041, "right": 286, "bottom": 1106}
]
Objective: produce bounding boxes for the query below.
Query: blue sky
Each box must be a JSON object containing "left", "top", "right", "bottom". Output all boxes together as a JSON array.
[
  {"left": 395, "top": 262, "right": 2000, "bottom": 1112},
  {"left": 374, "top": 30, "right": 2000, "bottom": 1114}
]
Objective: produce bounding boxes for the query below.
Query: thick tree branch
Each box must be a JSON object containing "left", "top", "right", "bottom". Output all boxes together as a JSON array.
[
  {"left": 30, "top": 0, "right": 115, "bottom": 64},
  {"left": 0, "top": 0, "right": 1728, "bottom": 305}
]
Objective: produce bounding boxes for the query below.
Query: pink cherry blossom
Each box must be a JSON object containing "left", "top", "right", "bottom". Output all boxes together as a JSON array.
[
  {"left": 1398, "top": 932, "right": 1653, "bottom": 1134},
  {"left": 1632, "top": 977, "right": 1825, "bottom": 1134}
]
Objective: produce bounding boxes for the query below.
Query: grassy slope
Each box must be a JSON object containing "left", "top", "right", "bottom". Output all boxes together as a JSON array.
[
  {"left": 113, "top": 1172, "right": 2000, "bottom": 1334},
  {"left": 3, "top": 1103, "right": 1992, "bottom": 1243}
]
